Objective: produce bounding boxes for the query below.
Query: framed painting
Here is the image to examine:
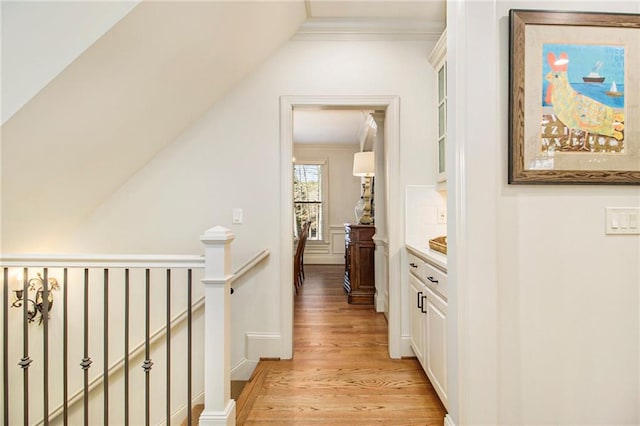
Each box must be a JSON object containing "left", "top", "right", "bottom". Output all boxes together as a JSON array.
[{"left": 509, "top": 10, "right": 640, "bottom": 184}]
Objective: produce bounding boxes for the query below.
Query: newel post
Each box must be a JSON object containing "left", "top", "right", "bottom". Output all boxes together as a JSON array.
[{"left": 199, "top": 226, "right": 236, "bottom": 425}]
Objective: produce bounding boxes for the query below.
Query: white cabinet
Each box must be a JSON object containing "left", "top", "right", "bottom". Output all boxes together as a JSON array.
[
  {"left": 409, "top": 273, "right": 426, "bottom": 362},
  {"left": 424, "top": 285, "right": 447, "bottom": 403},
  {"left": 429, "top": 30, "right": 447, "bottom": 183},
  {"left": 407, "top": 246, "right": 448, "bottom": 409}
]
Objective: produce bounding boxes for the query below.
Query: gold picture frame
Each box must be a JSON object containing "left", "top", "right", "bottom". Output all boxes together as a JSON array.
[{"left": 509, "top": 9, "right": 640, "bottom": 184}]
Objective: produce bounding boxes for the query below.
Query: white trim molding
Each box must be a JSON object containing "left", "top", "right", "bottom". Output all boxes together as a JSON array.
[
  {"left": 246, "top": 332, "right": 281, "bottom": 360},
  {"left": 281, "top": 95, "right": 402, "bottom": 360},
  {"left": 160, "top": 392, "right": 205, "bottom": 426},
  {"left": 280, "top": 96, "right": 296, "bottom": 360},
  {"left": 198, "top": 401, "right": 235, "bottom": 426},
  {"left": 373, "top": 235, "right": 388, "bottom": 313},
  {"left": 231, "top": 358, "right": 257, "bottom": 381},
  {"left": 232, "top": 332, "right": 282, "bottom": 380},
  {"left": 294, "top": 143, "right": 359, "bottom": 151},
  {"left": 304, "top": 224, "right": 345, "bottom": 264},
  {"left": 428, "top": 28, "right": 447, "bottom": 67},
  {"left": 445, "top": 414, "right": 456, "bottom": 426},
  {"left": 0, "top": 253, "right": 204, "bottom": 268},
  {"left": 294, "top": 18, "right": 445, "bottom": 41},
  {"left": 400, "top": 334, "right": 413, "bottom": 358}
]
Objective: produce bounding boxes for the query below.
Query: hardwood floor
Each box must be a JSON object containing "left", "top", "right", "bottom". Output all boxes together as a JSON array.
[{"left": 236, "top": 264, "right": 446, "bottom": 425}]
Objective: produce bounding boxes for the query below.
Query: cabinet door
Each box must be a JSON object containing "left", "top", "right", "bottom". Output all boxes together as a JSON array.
[
  {"left": 429, "top": 29, "right": 447, "bottom": 184},
  {"left": 425, "top": 287, "right": 447, "bottom": 408},
  {"left": 408, "top": 274, "right": 425, "bottom": 365},
  {"left": 437, "top": 61, "right": 447, "bottom": 183},
  {"left": 354, "top": 242, "right": 375, "bottom": 292}
]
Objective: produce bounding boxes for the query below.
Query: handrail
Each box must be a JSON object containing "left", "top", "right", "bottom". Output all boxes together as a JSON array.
[
  {"left": 29, "top": 248, "right": 269, "bottom": 425},
  {"left": 1, "top": 249, "right": 269, "bottom": 281},
  {"left": 230, "top": 249, "right": 270, "bottom": 285},
  {"left": 0, "top": 253, "right": 204, "bottom": 268}
]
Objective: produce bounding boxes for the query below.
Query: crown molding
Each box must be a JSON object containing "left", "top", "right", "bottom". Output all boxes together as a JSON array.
[
  {"left": 428, "top": 28, "right": 447, "bottom": 67},
  {"left": 293, "top": 17, "right": 445, "bottom": 41}
]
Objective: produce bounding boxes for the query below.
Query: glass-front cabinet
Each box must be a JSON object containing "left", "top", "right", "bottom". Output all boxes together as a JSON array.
[{"left": 429, "top": 30, "right": 447, "bottom": 183}]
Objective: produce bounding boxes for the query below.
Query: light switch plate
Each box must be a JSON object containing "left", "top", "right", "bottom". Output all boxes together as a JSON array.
[
  {"left": 232, "top": 208, "right": 243, "bottom": 224},
  {"left": 605, "top": 207, "right": 640, "bottom": 235}
]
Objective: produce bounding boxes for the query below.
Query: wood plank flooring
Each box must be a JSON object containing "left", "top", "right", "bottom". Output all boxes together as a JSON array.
[{"left": 236, "top": 264, "right": 446, "bottom": 425}]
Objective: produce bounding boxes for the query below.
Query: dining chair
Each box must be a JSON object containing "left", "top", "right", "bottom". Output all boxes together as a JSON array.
[{"left": 293, "top": 221, "right": 310, "bottom": 294}]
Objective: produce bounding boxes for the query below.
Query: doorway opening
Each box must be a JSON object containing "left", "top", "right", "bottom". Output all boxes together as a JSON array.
[{"left": 279, "top": 95, "right": 402, "bottom": 360}]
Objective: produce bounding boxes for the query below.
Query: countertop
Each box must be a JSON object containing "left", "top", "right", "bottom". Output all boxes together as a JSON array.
[{"left": 406, "top": 242, "right": 447, "bottom": 272}]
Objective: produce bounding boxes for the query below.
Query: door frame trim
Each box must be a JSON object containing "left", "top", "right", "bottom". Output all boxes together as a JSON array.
[{"left": 279, "top": 95, "right": 401, "bottom": 359}]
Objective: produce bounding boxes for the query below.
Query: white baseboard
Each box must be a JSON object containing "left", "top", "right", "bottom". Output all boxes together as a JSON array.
[
  {"left": 375, "top": 292, "right": 387, "bottom": 313},
  {"left": 231, "top": 332, "right": 282, "bottom": 380},
  {"left": 246, "top": 332, "right": 281, "bottom": 360},
  {"left": 199, "top": 400, "right": 236, "bottom": 426},
  {"left": 444, "top": 414, "right": 456, "bottom": 426},
  {"left": 400, "top": 334, "right": 413, "bottom": 357},
  {"left": 160, "top": 391, "right": 204, "bottom": 426},
  {"left": 231, "top": 357, "right": 258, "bottom": 381}
]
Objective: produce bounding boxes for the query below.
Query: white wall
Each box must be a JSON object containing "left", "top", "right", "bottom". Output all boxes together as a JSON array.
[
  {"left": 293, "top": 143, "right": 362, "bottom": 264},
  {"left": 405, "top": 185, "right": 446, "bottom": 249},
  {"left": 1, "top": 1, "right": 306, "bottom": 254},
  {"left": 58, "top": 37, "right": 436, "bottom": 371},
  {"left": 449, "top": 1, "right": 640, "bottom": 425}
]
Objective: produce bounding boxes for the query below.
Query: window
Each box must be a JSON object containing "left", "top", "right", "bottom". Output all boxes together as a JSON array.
[{"left": 293, "top": 163, "right": 324, "bottom": 241}]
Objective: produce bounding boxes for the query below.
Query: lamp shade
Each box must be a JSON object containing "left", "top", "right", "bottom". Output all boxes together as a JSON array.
[{"left": 353, "top": 151, "right": 375, "bottom": 177}]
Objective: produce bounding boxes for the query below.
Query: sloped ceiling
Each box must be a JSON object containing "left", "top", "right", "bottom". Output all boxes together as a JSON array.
[
  {"left": 1, "top": 1, "right": 307, "bottom": 252},
  {"left": 1, "top": 0, "right": 445, "bottom": 253},
  {"left": 1, "top": 0, "right": 140, "bottom": 124}
]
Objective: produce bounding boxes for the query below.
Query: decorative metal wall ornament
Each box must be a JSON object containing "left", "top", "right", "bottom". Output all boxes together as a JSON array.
[{"left": 11, "top": 272, "right": 60, "bottom": 324}]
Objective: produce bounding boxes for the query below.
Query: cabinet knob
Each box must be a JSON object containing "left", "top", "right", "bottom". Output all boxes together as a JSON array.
[
  {"left": 409, "top": 263, "right": 418, "bottom": 268},
  {"left": 427, "top": 276, "right": 439, "bottom": 284},
  {"left": 421, "top": 295, "right": 427, "bottom": 314},
  {"left": 417, "top": 291, "right": 423, "bottom": 309}
]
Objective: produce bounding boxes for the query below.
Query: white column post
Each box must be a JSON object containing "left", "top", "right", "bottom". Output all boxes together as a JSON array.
[
  {"left": 371, "top": 111, "right": 387, "bottom": 313},
  {"left": 199, "top": 226, "right": 236, "bottom": 426}
]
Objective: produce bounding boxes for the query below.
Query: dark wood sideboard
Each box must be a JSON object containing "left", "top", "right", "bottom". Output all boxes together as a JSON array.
[{"left": 343, "top": 224, "right": 375, "bottom": 305}]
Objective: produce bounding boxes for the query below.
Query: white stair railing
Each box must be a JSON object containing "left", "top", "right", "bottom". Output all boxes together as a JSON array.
[
  {"left": 1, "top": 254, "right": 205, "bottom": 426},
  {"left": 1, "top": 225, "right": 267, "bottom": 426}
]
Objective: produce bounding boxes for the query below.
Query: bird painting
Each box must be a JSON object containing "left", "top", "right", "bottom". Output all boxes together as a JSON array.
[{"left": 544, "top": 51, "right": 625, "bottom": 152}]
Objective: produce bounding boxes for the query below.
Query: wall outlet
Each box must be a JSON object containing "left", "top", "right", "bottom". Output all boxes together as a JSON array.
[
  {"left": 437, "top": 208, "right": 447, "bottom": 224},
  {"left": 232, "top": 208, "right": 243, "bottom": 224}
]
